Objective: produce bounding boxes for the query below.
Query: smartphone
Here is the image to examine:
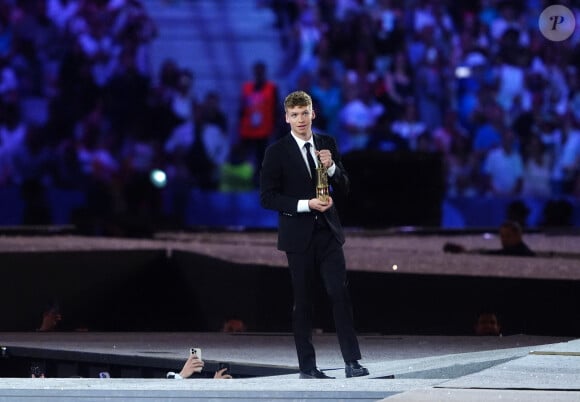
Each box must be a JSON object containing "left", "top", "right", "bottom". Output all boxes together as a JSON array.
[
  {"left": 190, "top": 348, "right": 202, "bottom": 372},
  {"left": 190, "top": 348, "right": 202, "bottom": 360}
]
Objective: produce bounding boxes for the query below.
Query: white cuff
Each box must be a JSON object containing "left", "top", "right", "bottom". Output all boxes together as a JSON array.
[
  {"left": 298, "top": 199, "right": 310, "bottom": 212},
  {"left": 166, "top": 372, "right": 183, "bottom": 379}
]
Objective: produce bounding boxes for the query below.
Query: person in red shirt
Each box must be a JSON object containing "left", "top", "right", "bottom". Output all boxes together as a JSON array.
[{"left": 238, "top": 61, "right": 279, "bottom": 183}]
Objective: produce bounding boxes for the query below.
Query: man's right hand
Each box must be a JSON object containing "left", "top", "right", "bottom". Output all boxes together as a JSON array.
[{"left": 308, "top": 197, "right": 333, "bottom": 212}]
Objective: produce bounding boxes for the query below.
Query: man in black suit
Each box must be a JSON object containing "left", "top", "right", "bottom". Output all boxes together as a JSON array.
[{"left": 260, "top": 91, "right": 368, "bottom": 379}]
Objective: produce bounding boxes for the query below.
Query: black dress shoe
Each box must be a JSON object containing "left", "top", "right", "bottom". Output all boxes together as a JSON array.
[
  {"left": 299, "top": 368, "right": 335, "bottom": 379},
  {"left": 345, "top": 361, "right": 369, "bottom": 378}
]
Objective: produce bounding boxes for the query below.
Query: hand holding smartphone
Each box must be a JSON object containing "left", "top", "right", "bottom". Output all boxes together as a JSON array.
[
  {"left": 190, "top": 348, "right": 202, "bottom": 373},
  {"left": 30, "top": 362, "right": 45, "bottom": 378}
]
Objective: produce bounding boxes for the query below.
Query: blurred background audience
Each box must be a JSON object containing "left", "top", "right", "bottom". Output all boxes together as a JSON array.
[{"left": 0, "top": 0, "right": 579, "bottom": 234}]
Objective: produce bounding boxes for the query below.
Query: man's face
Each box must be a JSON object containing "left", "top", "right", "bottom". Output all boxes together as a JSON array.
[{"left": 285, "top": 105, "right": 315, "bottom": 139}]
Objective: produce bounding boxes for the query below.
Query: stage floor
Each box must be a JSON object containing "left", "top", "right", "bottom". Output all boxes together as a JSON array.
[
  {"left": 1, "top": 230, "right": 580, "bottom": 400},
  {"left": 0, "top": 332, "right": 578, "bottom": 401}
]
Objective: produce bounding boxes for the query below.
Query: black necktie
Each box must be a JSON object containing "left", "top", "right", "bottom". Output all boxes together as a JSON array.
[{"left": 304, "top": 142, "right": 317, "bottom": 183}]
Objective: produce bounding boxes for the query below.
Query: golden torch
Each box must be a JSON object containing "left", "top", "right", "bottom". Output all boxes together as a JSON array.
[{"left": 315, "top": 156, "right": 329, "bottom": 203}]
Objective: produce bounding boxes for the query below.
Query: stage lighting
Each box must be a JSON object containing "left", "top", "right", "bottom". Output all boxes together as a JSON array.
[
  {"left": 150, "top": 169, "right": 167, "bottom": 188},
  {"left": 455, "top": 66, "right": 471, "bottom": 79}
]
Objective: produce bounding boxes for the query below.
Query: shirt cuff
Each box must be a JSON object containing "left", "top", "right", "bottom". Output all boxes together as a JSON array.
[
  {"left": 297, "top": 199, "right": 310, "bottom": 212},
  {"left": 166, "top": 372, "right": 183, "bottom": 379},
  {"left": 327, "top": 163, "right": 336, "bottom": 177}
]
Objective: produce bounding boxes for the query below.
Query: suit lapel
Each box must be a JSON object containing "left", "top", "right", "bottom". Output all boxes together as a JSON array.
[
  {"left": 312, "top": 133, "right": 321, "bottom": 151},
  {"left": 283, "top": 133, "right": 311, "bottom": 180},
  {"left": 313, "top": 133, "right": 329, "bottom": 155}
]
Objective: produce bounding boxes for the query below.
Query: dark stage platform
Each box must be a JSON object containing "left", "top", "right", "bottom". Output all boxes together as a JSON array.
[
  {"left": 1, "top": 230, "right": 579, "bottom": 335},
  {"left": 0, "top": 332, "right": 578, "bottom": 401},
  {"left": 0, "top": 230, "right": 579, "bottom": 400}
]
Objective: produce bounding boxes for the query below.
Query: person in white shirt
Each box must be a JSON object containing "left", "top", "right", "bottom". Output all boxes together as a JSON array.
[{"left": 483, "top": 129, "right": 524, "bottom": 196}]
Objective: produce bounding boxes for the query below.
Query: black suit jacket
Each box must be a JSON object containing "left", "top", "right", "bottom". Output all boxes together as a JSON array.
[{"left": 260, "top": 132, "right": 350, "bottom": 252}]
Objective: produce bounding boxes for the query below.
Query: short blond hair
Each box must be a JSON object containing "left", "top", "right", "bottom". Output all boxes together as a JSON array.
[{"left": 284, "top": 90, "right": 312, "bottom": 111}]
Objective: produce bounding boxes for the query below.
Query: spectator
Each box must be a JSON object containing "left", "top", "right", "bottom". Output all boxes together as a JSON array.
[
  {"left": 343, "top": 47, "right": 376, "bottom": 90},
  {"left": 37, "top": 301, "right": 62, "bottom": 332},
  {"left": 414, "top": 46, "right": 447, "bottom": 130},
  {"left": 471, "top": 100, "right": 504, "bottom": 160},
  {"left": 482, "top": 128, "right": 524, "bottom": 197},
  {"left": 102, "top": 47, "right": 150, "bottom": 135},
  {"left": 445, "top": 134, "right": 479, "bottom": 197},
  {"left": 495, "top": 35, "right": 529, "bottom": 114},
  {"left": 521, "top": 135, "right": 552, "bottom": 198},
  {"left": 506, "top": 200, "right": 530, "bottom": 229},
  {"left": 284, "top": 2, "right": 323, "bottom": 91},
  {"left": 367, "top": 112, "right": 409, "bottom": 153},
  {"left": 302, "top": 34, "right": 346, "bottom": 90},
  {"left": 0, "top": 56, "right": 19, "bottom": 101},
  {"left": 222, "top": 318, "right": 246, "bottom": 333},
  {"left": 0, "top": 101, "right": 28, "bottom": 185},
  {"left": 432, "top": 110, "right": 469, "bottom": 155},
  {"left": 76, "top": 13, "right": 118, "bottom": 88},
  {"left": 374, "top": 50, "right": 414, "bottom": 122},
  {"left": 370, "top": 0, "right": 405, "bottom": 73},
  {"left": 197, "top": 91, "right": 230, "bottom": 172},
  {"left": 443, "top": 220, "right": 536, "bottom": 257},
  {"left": 47, "top": 0, "right": 80, "bottom": 34},
  {"left": 338, "top": 83, "right": 384, "bottom": 152},
  {"left": 238, "top": 60, "right": 279, "bottom": 171},
  {"left": 550, "top": 114, "right": 580, "bottom": 196},
  {"left": 310, "top": 67, "right": 342, "bottom": 135},
  {"left": 111, "top": 0, "right": 158, "bottom": 77},
  {"left": 11, "top": 124, "right": 52, "bottom": 186},
  {"left": 169, "top": 68, "right": 196, "bottom": 123},
  {"left": 474, "top": 311, "right": 502, "bottom": 336},
  {"left": 390, "top": 100, "right": 427, "bottom": 151}
]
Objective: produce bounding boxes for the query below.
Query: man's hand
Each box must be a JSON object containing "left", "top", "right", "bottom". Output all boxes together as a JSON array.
[
  {"left": 309, "top": 196, "right": 333, "bottom": 212},
  {"left": 179, "top": 354, "right": 204, "bottom": 378},
  {"left": 316, "top": 149, "right": 333, "bottom": 169}
]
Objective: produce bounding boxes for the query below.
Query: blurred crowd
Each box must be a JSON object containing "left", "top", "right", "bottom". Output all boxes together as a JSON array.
[
  {"left": 274, "top": 0, "right": 580, "bottom": 199},
  {"left": 0, "top": 0, "right": 228, "bottom": 233},
  {"left": 0, "top": 0, "right": 579, "bottom": 233}
]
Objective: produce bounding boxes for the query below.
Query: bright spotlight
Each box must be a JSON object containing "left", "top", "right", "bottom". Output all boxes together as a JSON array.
[{"left": 150, "top": 169, "right": 167, "bottom": 188}]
